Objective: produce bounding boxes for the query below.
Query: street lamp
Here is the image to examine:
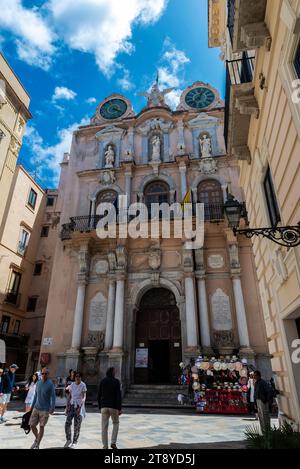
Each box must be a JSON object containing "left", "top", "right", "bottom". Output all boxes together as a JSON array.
[{"left": 223, "top": 193, "right": 300, "bottom": 248}]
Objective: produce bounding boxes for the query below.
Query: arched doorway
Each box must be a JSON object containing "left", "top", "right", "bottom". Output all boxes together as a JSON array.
[{"left": 134, "top": 288, "right": 182, "bottom": 385}]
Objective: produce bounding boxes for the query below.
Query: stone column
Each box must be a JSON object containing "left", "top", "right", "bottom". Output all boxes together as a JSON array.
[
  {"left": 105, "top": 279, "right": 116, "bottom": 350},
  {"left": 196, "top": 275, "right": 211, "bottom": 350},
  {"left": 179, "top": 164, "right": 187, "bottom": 201},
  {"left": 90, "top": 198, "right": 96, "bottom": 228},
  {"left": 221, "top": 184, "right": 228, "bottom": 203},
  {"left": 177, "top": 119, "right": 186, "bottom": 155},
  {"left": 232, "top": 275, "right": 251, "bottom": 349},
  {"left": 125, "top": 171, "right": 132, "bottom": 208},
  {"left": 71, "top": 281, "right": 87, "bottom": 349},
  {"left": 184, "top": 275, "right": 199, "bottom": 349},
  {"left": 70, "top": 246, "right": 90, "bottom": 350},
  {"left": 112, "top": 276, "right": 125, "bottom": 351}
]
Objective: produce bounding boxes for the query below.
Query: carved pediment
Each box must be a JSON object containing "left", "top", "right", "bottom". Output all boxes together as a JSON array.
[
  {"left": 188, "top": 113, "right": 220, "bottom": 129},
  {"left": 138, "top": 118, "right": 173, "bottom": 136},
  {"left": 95, "top": 126, "right": 125, "bottom": 141}
]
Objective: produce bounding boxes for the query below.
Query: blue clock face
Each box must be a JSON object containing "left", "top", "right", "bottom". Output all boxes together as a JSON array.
[
  {"left": 185, "top": 87, "right": 215, "bottom": 109},
  {"left": 100, "top": 98, "right": 127, "bottom": 120}
]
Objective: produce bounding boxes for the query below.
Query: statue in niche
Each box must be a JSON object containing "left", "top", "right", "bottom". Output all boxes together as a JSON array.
[
  {"left": 151, "top": 135, "right": 161, "bottom": 161},
  {"left": 104, "top": 145, "right": 115, "bottom": 168},
  {"left": 200, "top": 134, "right": 212, "bottom": 158}
]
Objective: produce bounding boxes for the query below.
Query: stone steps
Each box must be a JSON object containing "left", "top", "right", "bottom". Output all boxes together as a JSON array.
[{"left": 123, "top": 385, "right": 193, "bottom": 409}]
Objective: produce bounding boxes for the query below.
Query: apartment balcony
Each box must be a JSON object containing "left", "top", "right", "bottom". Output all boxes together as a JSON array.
[
  {"left": 227, "top": 0, "right": 271, "bottom": 53},
  {"left": 224, "top": 55, "right": 258, "bottom": 163},
  {"left": 60, "top": 205, "right": 225, "bottom": 240},
  {"left": 4, "top": 291, "right": 21, "bottom": 307}
]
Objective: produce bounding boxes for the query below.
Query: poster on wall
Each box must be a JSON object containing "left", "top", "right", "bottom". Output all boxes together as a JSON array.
[{"left": 135, "top": 348, "right": 148, "bottom": 368}]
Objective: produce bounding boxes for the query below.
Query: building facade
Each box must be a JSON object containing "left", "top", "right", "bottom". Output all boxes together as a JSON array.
[
  {"left": 40, "top": 81, "right": 271, "bottom": 394},
  {"left": 0, "top": 53, "right": 32, "bottom": 228},
  {"left": 209, "top": 0, "right": 300, "bottom": 424},
  {"left": 0, "top": 165, "right": 45, "bottom": 375}
]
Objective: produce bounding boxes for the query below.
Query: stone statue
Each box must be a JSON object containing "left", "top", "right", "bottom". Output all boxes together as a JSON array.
[
  {"left": 138, "top": 82, "right": 174, "bottom": 108},
  {"left": 200, "top": 134, "right": 212, "bottom": 158},
  {"left": 105, "top": 145, "right": 115, "bottom": 168},
  {"left": 151, "top": 135, "right": 161, "bottom": 161}
]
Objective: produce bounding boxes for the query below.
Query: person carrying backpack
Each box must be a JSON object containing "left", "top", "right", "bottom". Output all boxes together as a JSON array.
[{"left": 0, "top": 364, "right": 19, "bottom": 423}]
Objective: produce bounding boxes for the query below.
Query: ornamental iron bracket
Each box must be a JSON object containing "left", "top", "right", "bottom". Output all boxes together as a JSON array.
[{"left": 233, "top": 222, "right": 300, "bottom": 248}]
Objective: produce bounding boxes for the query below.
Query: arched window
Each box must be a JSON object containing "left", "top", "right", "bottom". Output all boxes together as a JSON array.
[
  {"left": 96, "top": 190, "right": 118, "bottom": 212},
  {"left": 197, "top": 180, "right": 223, "bottom": 220},
  {"left": 144, "top": 181, "right": 170, "bottom": 213}
]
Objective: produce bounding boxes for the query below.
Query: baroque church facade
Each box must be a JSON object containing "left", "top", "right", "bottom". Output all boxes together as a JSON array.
[{"left": 40, "top": 81, "right": 271, "bottom": 391}]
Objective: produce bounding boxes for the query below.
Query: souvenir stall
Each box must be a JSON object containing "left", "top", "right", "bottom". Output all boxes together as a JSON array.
[{"left": 178, "top": 356, "right": 251, "bottom": 414}]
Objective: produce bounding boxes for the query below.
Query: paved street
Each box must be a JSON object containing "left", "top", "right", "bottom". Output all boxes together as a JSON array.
[{"left": 0, "top": 405, "right": 278, "bottom": 449}]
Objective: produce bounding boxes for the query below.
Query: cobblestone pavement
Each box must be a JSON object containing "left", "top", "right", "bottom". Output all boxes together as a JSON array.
[{"left": 0, "top": 403, "right": 278, "bottom": 450}]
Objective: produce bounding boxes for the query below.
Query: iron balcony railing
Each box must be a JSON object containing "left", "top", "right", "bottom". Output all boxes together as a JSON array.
[
  {"left": 60, "top": 204, "right": 225, "bottom": 239},
  {"left": 224, "top": 55, "right": 255, "bottom": 149},
  {"left": 227, "top": 0, "right": 236, "bottom": 46}
]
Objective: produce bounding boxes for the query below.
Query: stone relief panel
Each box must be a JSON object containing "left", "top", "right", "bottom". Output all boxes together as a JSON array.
[
  {"left": 89, "top": 292, "right": 107, "bottom": 332},
  {"left": 206, "top": 250, "right": 227, "bottom": 271},
  {"left": 211, "top": 288, "right": 232, "bottom": 331},
  {"left": 207, "top": 254, "right": 225, "bottom": 270},
  {"left": 161, "top": 251, "right": 182, "bottom": 269}
]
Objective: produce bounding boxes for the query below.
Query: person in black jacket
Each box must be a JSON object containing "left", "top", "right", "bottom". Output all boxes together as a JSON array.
[
  {"left": 254, "top": 370, "right": 272, "bottom": 433},
  {"left": 97, "top": 368, "right": 122, "bottom": 449}
]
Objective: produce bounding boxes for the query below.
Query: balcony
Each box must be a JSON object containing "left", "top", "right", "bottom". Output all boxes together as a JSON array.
[
  {"left": 227, "top": 0, "right": 271, "bottom": 53},
  {"left": 5, "top": 291, "right": 21, "bottom": 307},
  {"left": 224, "top": 55, "right": 258, "bottom": 163},
  {"left": 61, "top": 205, "right": 226, "bottom": 240}
]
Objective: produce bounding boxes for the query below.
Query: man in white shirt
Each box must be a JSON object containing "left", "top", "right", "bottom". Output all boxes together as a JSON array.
[{"left": 64, "top": 372, "right": 87, "bottom": 448}]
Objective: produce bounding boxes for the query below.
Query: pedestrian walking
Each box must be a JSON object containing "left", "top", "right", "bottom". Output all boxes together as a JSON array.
[
  {"left": 65, "top": 369, "right": 76, "bottom": 414},
  {"left": 247, "top": 371, "right": 257, "bottom": 418},
  {"left": 25, "top": 373, "right": 39, "bottom": 412},
  {"left": 254, "top": 370, "right": 272, "bottom": 433},
  {"left": 98, "top": 368, "right": 122, "bottom": 450},
  {"left": 0, "top": 364, "right": 19, "bottom": 423},
  {"left": 64, "top": 372, "right": 87, "bottom": 449},
  {"left": 29, "top": 367, "right": 56, "bottom": 449}
]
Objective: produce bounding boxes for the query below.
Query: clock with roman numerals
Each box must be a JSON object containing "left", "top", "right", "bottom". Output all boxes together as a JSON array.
[{"left": 185, "top": 87, "right": 216, "bottom": 110}]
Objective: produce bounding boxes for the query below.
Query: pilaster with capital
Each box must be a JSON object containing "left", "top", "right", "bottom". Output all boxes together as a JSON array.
[
  {"left": 176, "top": 119, "right": 186, "bottom": 155},
  {"left": 111, "top": 246, "right": 127, "bottom": 352},
  {"left": 70, "top": 244, "right": 91, "bottom": 351},
  {"left": 183, "top": 247, "right": 199, "bottom": 351},
  {"left": 227, "top": 239, "right": 253, "bottom": 353},
  {"left": 176, "top": 156, "right": 189, "bottom": 201},
  {"left": 122, "top": 161, "right": 135, "bottom": 207},
  {"left": 195, "top": 248, "right": 212, "bottom": 352}
]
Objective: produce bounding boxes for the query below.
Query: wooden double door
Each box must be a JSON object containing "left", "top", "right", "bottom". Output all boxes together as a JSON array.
[{"left": 134, "top": 288, "right": 182, "bottom": 385}]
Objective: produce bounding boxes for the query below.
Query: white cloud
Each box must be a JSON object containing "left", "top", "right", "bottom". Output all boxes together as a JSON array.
[
  {"left": 52, "top": 86, "right": 77, "bottom": 101},
  {"left": 117, "top": 69, "right": 134, "bottom": 91},
  {"left": 0, "top": 0, "right": 56, "bottom": 70},
  {"left": 24, "top": 117, "right": 89, "bottom": 186},
  {"left": 48, "top": 0, "right": 168, "bottom": 75},
  {"left": 86, "top": 97, "right": 97, "bottom": 104},
  {"left": 0, "top": 0, "right": 168, "bottom": 74},
  {"left": 157, "top": 38, "right": 190, "bottom": 109}
]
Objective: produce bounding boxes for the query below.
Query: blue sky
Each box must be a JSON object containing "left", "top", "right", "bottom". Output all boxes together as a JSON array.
[{"left": 0, "top": 0, "right": 225, "bottom": 188}]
